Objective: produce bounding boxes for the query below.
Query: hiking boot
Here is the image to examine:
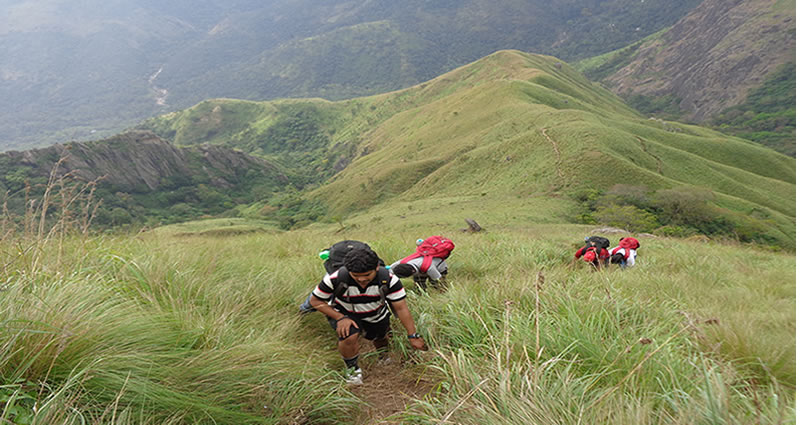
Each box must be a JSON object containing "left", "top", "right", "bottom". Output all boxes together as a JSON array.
[{"left": 344, "top": 368, "right": 363, "bottom": 385}]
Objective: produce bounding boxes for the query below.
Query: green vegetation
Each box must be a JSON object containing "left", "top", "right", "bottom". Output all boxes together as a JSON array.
[
  {"left": 570, "top": 184, "right": 791, "bottom": 249},
  {"left": 624, "top": 93, "right": 684, "bottom": 121},
  {"left": 574, "top": 13, "right": 796, "bottom": 157},
  {"left": 136, "top": 51, "right": 795, "bottom": 249},
  {"left": 573, "top": 29, "right": 668, "bottom": 81},
  {"left": 0, "top": 157, "right": 285, "bottom": 231},
  {"left": 710, "top": 62, "right": 796, "bottom": 157},
  {"left": 3, "top": 50, "right": 790, "bottom": 248},
  {"left": 0, "top": 199, "right": 793, "bottom": 423}
]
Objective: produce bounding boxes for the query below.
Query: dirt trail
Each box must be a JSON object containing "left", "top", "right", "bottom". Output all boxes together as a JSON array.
[
  {"left": 637, "top": 136, "right": 664, "bottom": 174},
  {"left": 352, "top": 341, "right": 436, "bottom": 424},
  {"left": 540, "top": 127, "right": 565, "bottom": 181}
]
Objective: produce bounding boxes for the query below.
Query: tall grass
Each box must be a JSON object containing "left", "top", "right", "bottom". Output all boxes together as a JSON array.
[
  {"left": 390, "top": 230, "right": 794, "bottom": 424},
  {"left": 0, "top": 233, "right": 367, "bottom": 424},
  {"left": 0, "top": 176, "right": 362, "bottom": 424},
  {"left": 0, "top": 205, "right": 794, "bottom": 423}
]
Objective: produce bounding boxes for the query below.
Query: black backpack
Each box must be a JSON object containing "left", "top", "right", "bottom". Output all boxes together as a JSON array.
[
  {"left": 577, "top": 236, "right": 610, "bottom": 265},
  {"left": 585, "top": 236, "right": 610, "bottom": 250},
  {"left": 323, "top": 240, "right": 385, "bottom": 273}
]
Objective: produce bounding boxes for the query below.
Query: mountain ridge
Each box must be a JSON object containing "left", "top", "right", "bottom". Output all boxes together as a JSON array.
[
  {"left": 586, "top": 0, "right": 795, "bottom": 122},
  {"left": 0, "top": 130, "right": 290, "bottom": 226},
  {"left": 138, "top": 49, "right": 794, "bottom": 247}
]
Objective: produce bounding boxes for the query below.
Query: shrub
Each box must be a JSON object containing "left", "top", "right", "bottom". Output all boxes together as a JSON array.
[
  {"left": 654, "top": 225, "right": 695, "bottom": 237},
  {"left": 592, "top": 203, "right": 659, "bottom": 232},
  {"left": 596, "top": 184, "right": 651, "bottom": 210},
  {"left": 651, "top": 187, "right": 714, "bottom": 226},
  {"left": 110, "top": 207, "right": 133, "bottom": 225}
]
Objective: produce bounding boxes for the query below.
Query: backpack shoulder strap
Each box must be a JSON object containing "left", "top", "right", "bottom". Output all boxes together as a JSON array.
[
  {"left": 376, "top": 267, "right": 391, "bottom": 298},
  {"left": 611, "top": 247, "right": 629, "bottom": 259},
  {"left": 376, "top": 267, "right": 397, "bottom": 315},
  {"left": 400, "top": 252, "right": 422, "bottom": 264},
  {"left": 419, "top": 255, "right": 434, "bottom": 273},
  {"left": 332, "top": 266, "right": 351, "bottom": 299}
]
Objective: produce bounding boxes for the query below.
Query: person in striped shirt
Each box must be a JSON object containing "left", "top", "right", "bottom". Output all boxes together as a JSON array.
[{"left": 309, "top": 246, "right": 427, "bottom": 384}]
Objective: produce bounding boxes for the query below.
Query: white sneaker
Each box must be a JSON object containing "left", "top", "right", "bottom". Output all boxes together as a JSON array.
[{"left": 344, "top": 368, "right": 363, "bottom": 385}]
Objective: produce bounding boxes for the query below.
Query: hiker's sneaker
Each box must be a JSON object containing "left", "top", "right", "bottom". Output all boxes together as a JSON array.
[{"left": 344, "top": 368, "right": 363, "bottom": 385}]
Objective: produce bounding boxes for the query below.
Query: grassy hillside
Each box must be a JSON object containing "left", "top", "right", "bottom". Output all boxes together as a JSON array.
[
  {"left": 306, "top": 52, "right": 795, "bottom": 248},
  {"left": 0, "top": 212, "right": 793, "bottom": 423},
  {"left": 140, "top": 50, "right": 794, "bottom": 249}
]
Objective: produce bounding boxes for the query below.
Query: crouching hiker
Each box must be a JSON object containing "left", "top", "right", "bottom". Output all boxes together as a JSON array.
[
  {"left": 609, "top": 237, "right": 640, "bottom": 269},
  {"left": 390, "top": 236, "right": 454, "bottom": 290},
  {"left": 307, "top": 246, "right": 427, "bottom": 385},
  {"left": 572, "top": 236, "right": 610, "bottom": 271}
]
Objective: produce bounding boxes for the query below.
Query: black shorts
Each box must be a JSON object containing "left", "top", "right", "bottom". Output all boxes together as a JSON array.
[{"left": 327, "top": 315, "right": 390, "bottom": 341}]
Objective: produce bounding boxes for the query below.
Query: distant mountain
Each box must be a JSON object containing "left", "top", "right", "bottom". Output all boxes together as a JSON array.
[
  {"left": 0, "top": 130, "right": 289, "bottom": 226},
  {"left": 577, "top": 0, "right": 795, "bottom": 154},
  {"left": 140, "top": 50, "right": 795, "bottom": 248},
  {"left": 0, "top": 0, "right": 703, "bottom": 151}
]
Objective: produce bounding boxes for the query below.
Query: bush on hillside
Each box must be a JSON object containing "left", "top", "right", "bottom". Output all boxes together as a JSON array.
[
  {"left": 592, "top": 203, "right": 659, "bottom": 232},
  {"left": 597, "top": 184, "right": 651, "bottom": 210},
  {"left": 653, "top": 225, "right": 696, "bottom": 237},
  {"left": 624, "top": 93, "right": 683, "bottom": 120},
  {"left": 651, "top": 187, "right": 715, "bottom": 226},
  {"left": 263, "top": 190, "right": 328, "bottom": 230},
  {"left": 571, "top": 185, "right": 790, "bottom": 249}
]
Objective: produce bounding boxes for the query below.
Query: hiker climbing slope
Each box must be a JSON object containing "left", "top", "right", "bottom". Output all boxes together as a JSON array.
[
  {"left": 307, "top": 246, "right": 426, "bottom": 385},
  {"left": 609, "top": 237, "right": 640, "bottom": 269}
]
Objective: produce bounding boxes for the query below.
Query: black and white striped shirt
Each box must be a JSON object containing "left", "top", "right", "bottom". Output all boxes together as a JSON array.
[{"left": 312, "top": 268, "right": 406, "bottom": 323}]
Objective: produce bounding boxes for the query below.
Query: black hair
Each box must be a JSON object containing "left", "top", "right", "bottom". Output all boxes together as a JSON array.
[
  {"left": 343, "top": 247, "right": 379, "bottom": 273},
  {"left": 610, "top": 253, "right": 625, "bottom": 264},
  {"left": 391, "top": 263, "right": 416, "bottom": 278}
]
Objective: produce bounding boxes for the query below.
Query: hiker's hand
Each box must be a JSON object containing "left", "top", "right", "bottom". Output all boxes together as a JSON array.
[
  {"left": 336, "top": 317, "right": 357, "bottom": 338},
  {"left": 409, "top": 337, "right": 427, "bottom": 351}
]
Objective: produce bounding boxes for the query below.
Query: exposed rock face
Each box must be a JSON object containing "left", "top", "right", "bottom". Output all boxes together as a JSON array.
[
  {"left": 602, "top": 0, "right": 795, "bottom": 122},
  {"left": 2, "top": 130, "right": 287, "bottom": 192}
]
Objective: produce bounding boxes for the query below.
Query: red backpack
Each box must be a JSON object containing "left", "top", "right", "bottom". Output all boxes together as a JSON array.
[
  {"left": 619, "top": 237, "right": 640, "bottom": 250},
  {"left": 400, "top": 236, "right": 454, "bottom": 273}
]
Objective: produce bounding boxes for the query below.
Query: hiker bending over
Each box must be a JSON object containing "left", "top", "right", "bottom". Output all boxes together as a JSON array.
[
  {"left": 308, "top": 247, "right": 426, "bottom": 385},
  {"left": 609, "top": 237, "right": 640, "bottom": 269},
  {"left": 390, "top": 257, "right": 448, "bottom": 290},
  {"left": 572, "top": 236, "right": 610, "bottom": 270},
  {"left": 390, "top": 236, "right": 454, "bottom": 290}
]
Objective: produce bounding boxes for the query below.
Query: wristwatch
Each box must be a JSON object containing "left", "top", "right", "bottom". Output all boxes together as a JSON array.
[{"left": 407, "top": 333, "right": 421, "bottom": 339}]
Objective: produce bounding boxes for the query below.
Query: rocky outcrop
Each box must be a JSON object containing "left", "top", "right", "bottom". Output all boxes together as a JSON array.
[
  {"left": 2, "top": 130, "right": 288, "bottom": 192},
  {"left": 601, "top": 0, "right": 795, "bottom": 122}
]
